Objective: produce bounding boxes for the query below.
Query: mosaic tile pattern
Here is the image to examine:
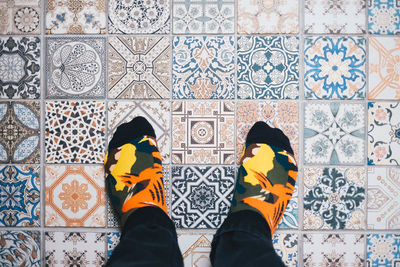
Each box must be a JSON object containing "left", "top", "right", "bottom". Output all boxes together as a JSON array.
[
  {"left": 273, "top": 233, "right": 298, "bottom": 267},
  {"left": 0, "top": 230, "right": 40, "bottom": 266},
  {"left": 107, "top": 232, "right": 120, "bottom": 259},
  {"left": 279, "top": 185, "right": 298, "bottom": 229},
  {"left": 178, "top": 233, "right": 213, "bottom": 266},
  {"left": 0, "top": 0, "right": 40, "bottom": 34},
  {"left": 367, "top": 233, "right": 400, "bottom": 266},
  {"left": 369, "top": 0, "right": 400, "bottom": 34}
]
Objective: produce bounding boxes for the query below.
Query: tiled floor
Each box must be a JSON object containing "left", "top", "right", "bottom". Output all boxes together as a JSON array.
[{"left": 0, "top": 0, "right": 400, "bottom": 266}]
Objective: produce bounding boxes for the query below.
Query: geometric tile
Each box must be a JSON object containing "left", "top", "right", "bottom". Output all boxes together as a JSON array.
[
  {"left": 237, "top": 0, "right": 299, "bottom": 34},
  {"left": 304, "top": 36, "right": 366, "bottom": 100},
  {"left": 108, "top": 36, "right": 170, "bottom": 99},
  {"left": 171, "top": 166, "right": 235, "bottom": 228},
  {"left": 304, "top": 167, "right": 366, "bottom": 230},
  {"left": 368, "top": 102, "right": 400, "bottom": 166},
  {"left": 0, "top": 37, "right": 41, "bottom": 99},
  {"left": 178, "top": 233, "right": 213, "bottom": 266},
  {"left": 172, "top": 101, "right": 235, "bottom": 164},
  {"left": 304, "top": 103, "right": 365, "bottom": 165},
  {"left": 273, "top": 233, "right": 298, "bottom": 267},
  {"left": 369, "top": 37, "right": 400, "bottom": 100},
  {"left": 368, "top": 167, "right": 400, "bottom": 229},
  {"left": 0, "top": 230, "right": 40, "bottom": 266},
  {"left": 0, "top": 0, "right": 40, "bottom": 34},
  {"left": 0, "top": 101, "right": 40, "bottom": 164},
  {"left": 0, "top": 165, "right": 40, "bottom": 226},
  {"left": 45, "top": 165, "right": 105, "bottom": 227},
  {"left": 305, "top": 0, "right": 366, "bottom": 34},
  {"left": 367, "top": 233, "right": 400, "bottom": 266},
  {"left": 278, "top": 185, "right": 298, "bottom": 229},
  {"left": 45, "top": 0, "right": 106, "bottom": 34},
  {"left": 173, "top": 0, "right": 234, "bottom": 34},
  {"left": 107, "top": 232, "right": 120, "bottom": 259},
  {"left": 45, "top": 101, "right": 105, "bottom": 164},
  {"left": 45, "top": 231, "right": 106, "bottom": 266},
  {"left": 45, "top": 37, "right": 106, "bottom": 99},
  {"left": 172, "top": 36, "right": 235, "bottom": 99},
  {"left": 237, "top": 36, "right": 299, "bottom": 99},
  {"left": 106, "top": 198, "right": 119, "bottom": 228},
  {"left": 369, "top": 0, "right": 400, "bottom": 34}
]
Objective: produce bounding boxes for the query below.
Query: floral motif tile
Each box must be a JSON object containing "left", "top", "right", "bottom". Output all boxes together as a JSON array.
[
  {"left": 304, "top": 103, "right": 365, "bottom": 165},
  {"left": 369, "top": 0, "right": 400, "bottom": 34},
  {"left": 45, "top": 0, "right": 106, "bottom": 34},
  {"left": 45, "top": 37, "right": 106, "bottom": 99},
  {"left": 171, "top": 166, "right": 235, "bottom": 228},
  {"left": 369, "top": 37, "right": 400, "bottom": 100},
  {"left": 177, "top": 233, "right": 213, "bottom": 266},
  {"left": 368, "top": 167, "right": 400, "bottom": 229},
  {"left": 173, "top": 0, "right": 234, "bottom": 34},
  {"left": 45, "top": 101, "right": 105, "bottom": 164},
  {"left": 0, "top": 165, "right": 40, "bottom": 227},
  {"left": 304, "top": 36, "right": 366, "bottom": 100},
  {"left": 172, "top": 101, "right": 235, "bottom": 164},
  {"left": 0, "top": 101, "right": 40, "bottom": 164},
  {"left": 0, "top": 37, "right": 40, "bottom": 99},
  {"left": 45, "top": 231, "right": 106, "bottom": 266},
  {"left": 237, "top": 0, "right": 299, "bottom": 34},
  {"left": 304, "top": 167, "right": 366, "bottom": 230},
  {"left": 0, "top": 0, "right": 40, "bottom": 34},
  {"left": 273, "top": 233, "right": 298, "bottom": 267},
  {"left": 0, "top": 230, "right": 40, "bottom": 266},
  {"left": 107, "top": 100, "right": 170, "bottom": 163},
  {"left": 108, "top": 36, "right": 170, "bottom": 99},
  {"left": 237, "top": 36, "right": 299, "bottom": 99},
  {"left": 305, "top": 0, "right": 366, "bottom": 33},
  {"left": 367, "top": 234, "right": 400, "bottom": 266},
  {"left": 173, "top": 36, "right": 234, "bottom": 99},
  {"left": 368, "top": 102, "right": 400, "bottom": 165},
  {"left": 108, "top": 0, "right": 170, "bottom": 34},
  {"left": 278, "top": 185, "right": 298, "bottom": 229},
  {"left": 107, "top": 232, "right": 120, "bottom": 259}
]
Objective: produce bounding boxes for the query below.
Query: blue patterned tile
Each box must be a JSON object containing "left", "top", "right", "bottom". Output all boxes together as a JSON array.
[
  {"left": 107, "top": 232, "right": 121, "bottom": 259},
  {"left": 273, "top": 233, "right": 298, "bottom": 267},
  {"left": 278, "top": 185, "right": 298, "bottom": 229},
  {"left": 0, "top": 230, "right": 40, "bottom": 266},
  {"left": 369, "top": 0, "right": 400, "bottom": 34},
  {"left": 367, "top": 234, "right": 400, "bottom": 266}
]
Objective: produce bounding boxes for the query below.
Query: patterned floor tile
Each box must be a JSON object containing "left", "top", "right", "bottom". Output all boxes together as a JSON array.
[
  {"left": 45, "top": 231, "right": 106, "bottom": 266},
  {"left": 305, "top": 0, "right": 366, "bottom": 33},
  {"left": 0, "top": 101, "right": 40, "bottom": 164},
  {"left": 45, "top": 37, "right": 106, "bottom": 99},
  {"left": 278, "top": 185, "right": 298, "bottom": 229},
  {"left": 303, "top": 234, "right": 365, "bottom": 266},
  {"left": 107, "top": 232, "right": 120, "bottom": 259},
  {"left": 237, "top": 36, "right": 299, "bottom": 99},
  {"left": 45, "top": 101, "right": 105, "bottom": 164},
  {"left": 173, "top": 0, "right": 234, "bottom": 34},
  {"left": 107, "top": 100, "right": 170, "bottom": 163},
  {"left": 177, "top": 233, "right": 213, "bottom": 266},
  {"left": 108, "top": 0, "right": 170, "bottom": 34},
  {"left": 304, "top": 102, "right": 365, "bottom": 165},
  {"left": 368, "top": 167, "right": 400, "bottom": 229},
  {"left": 0, "top": 230, "right": 40, "bottom": 266},
  {"left": 238, "top": 0, "right": 299, "bottom": 34},
  {"left": 273, "top": 233, "right": 298, "bottom": 267},
  {"left": 45, "top": 0, "right": 106, "bottom": 34},
  {"left": 0, "top": 165, "right": 40, "bottom": 227},
  {"left": 368, "top": 102, "right": 400, "bottom": 166},
  {"left": 172, "top": 101, "right": 235, "bottom": 164},
  {"left": 369, "top": 0, "right": 400, "bottom": 34},
  {"left": 108, "top": 36, "right": 170, "bottom": 99},
  {"left": 304, "top": 167, "right": 366, "bottom": 230},
  {"left": 304, "top": 36, "right": 366, "bottom": 100},
  {"left": 369, "top": 37, "right": 400, "bottom": 100},
  {"left": 367, "top": 233, "right": 400, "bottom": 266},
  {"left": 173, "top": 36, "right": 234, "bottom": 99},
  {"left": 0, "top": 37, "right": 40, "bottom": 99},
  {"left": 0, "top": 0, "right": 40, "bottom": 34},
  {"left": 171, "top": 166, "right": 234, "bottom": 228}
]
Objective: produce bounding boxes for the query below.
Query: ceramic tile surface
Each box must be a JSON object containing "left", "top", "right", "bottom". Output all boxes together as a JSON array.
[
  {"left": 107, "top": 232, "right": 120, "bottom": 259},
  {"left": 278, "top": 185, "right": 298, "bottom": 229},
  {"left": 369, "top": 0, "right": 400, "bottom": 34},
  {"left": 367, "top": 233, "right": 400, "bottom": 266},
  {"left": 178, "top": 233, "right": 213, "bottom": 267},
  {"left": 0, "top": 230, "right": 40, "bottom": 266},
  {"left": 273, "top": 233, "right": 298, "bottom": 267},
  {"left": 0, "top": 0, "right": 40, "bottom": 34}
]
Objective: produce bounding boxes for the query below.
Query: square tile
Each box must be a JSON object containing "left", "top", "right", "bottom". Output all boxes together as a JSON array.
[
  {"left": 107, "top": 232, "right": 120, "bottom": 259},
  {"left": 278, "top": 185, "right": 298, "bottom": 229},
  {"left": 171, "top": 166, "right": 235, "bottom": 228},
  {"left": 45, "top": 101, "right": 105, "bottom": 164},
  {"left": 172, "top": 101, "right": 235, "bottom": 164},
  {"left": 178, "top": 233, "right": 213, "bottom": 266},
  {"left": 0, "top": 101, "right": 40, "bottom": 164},
  {"left": 237, "top": 36, "right": 299, "bottom": 99},
  {"left": 367, "top": 234, "right": 400, "bottom": 266},
  {"left": 45, "top": 37, "right": 106, "bottom": 99},
  {"left": 304, "top": 102, "right": 365, "bottom": 165},
  {"left": 369, "top": 0, "right": 400, "bottom": 34},
  {"left": 0, "top": 230, "right": 40, "bottom": 266},
  {"left": 238, "top": 0, "right": 299, "bottom": 34},
  {"left": 173, "top": 36, "right": 235, "bottom": 99},
  {"left": 0, "top": 36, "right": 40, "bottom": 99},
  {"left": 108, "top": 36, "right": 171, "bottom": 99},
  {"left": 173, "top": 0, "right": 234, "bottom": 34},
  {"left": 304, "top": 167, "right": 366, "bottom": 230},
  {"left": 368, "top": 102, "right": 400, "bottom": 165},
  {"left": 0, "top": 165, "right": 40, "bottom": 226},
  {"left": 369, "top": 37, "right": 400, "bottom": 100},
  {"left": 107, "top": 198, "right": 119, "bottom": 228},
  {"left": 273, "top": 233, "right": 298, "bottom": 267},
  {"left": 45, "top": 0, "right": 106, "bottom": 34},
  {"left": 108, "top": 0, "right": 170, "bottom": 34},
  {"left": 368, "top": 167, "right": 400, "bottom": 229},
  {"left": 0, "top": 0, "right": 40, "bottom": 34},
  {"left": 45, "top": 231, "right": 106, "bottom": 266},
  {"left": 304, "top": 36, "right": 367, "bottom": 100},
  {"left": 305, "top": 0, "right": 366, "bottom": 33}
]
